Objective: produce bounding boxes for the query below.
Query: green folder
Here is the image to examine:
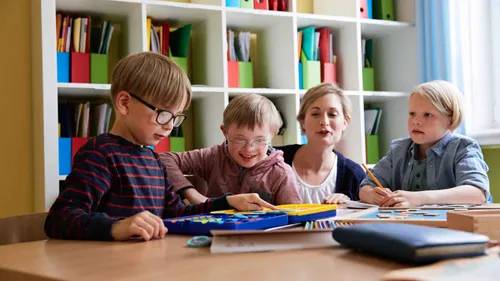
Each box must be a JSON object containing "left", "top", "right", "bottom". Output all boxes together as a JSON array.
[
  {"left": 170, "top": 137, "right": 185, "bottom": 152},
  {"left": 366, "top": 135, "right": 380, "bottom": 164},
  {"left": 301, "top": 51, "right": 320, "bottom": 89},
  {"left": 170, "top": 56, "right": 188, "bottom": 74},
  {"left": 169, "top": 24, "right": 192, "bottom": 58},
  {"left": 90, "top": 53, "right": 108, "bottom": 84},
  {"left": 238, "top": 61, "right": 253, "bottom": 88},
  {"left": 240, "top": 0, "right": 254, "bottom": 9},
  {"left": 363, "top": 67, "right": 374, "bottom": 91},
  {"left": 373, "top": 0, "right": 394, "bottom": 20},
  {"left": 299, "top": 26, "right": 315, "bottom": 61}
]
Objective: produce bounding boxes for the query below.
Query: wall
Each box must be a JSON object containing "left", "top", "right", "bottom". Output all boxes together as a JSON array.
[
  {"left": 0, "top": 0, "right": 33, "bottom": 217},
  {"left": 482, "top": 147, "right": 500, "bottom": 203}
]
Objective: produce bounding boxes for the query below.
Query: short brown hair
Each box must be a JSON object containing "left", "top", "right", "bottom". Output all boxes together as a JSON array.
[
  {"left": 297, "top": 82, "right": 351, "bottom": 133},
  {"left": 410, "top": 80, "right": 464, "bottom": 131},
  {"left": 110, "top": 52, "right": 192, "bottom": 110},
  {"left": 223, "top": 94, "right": 282, "bottom": 135}
]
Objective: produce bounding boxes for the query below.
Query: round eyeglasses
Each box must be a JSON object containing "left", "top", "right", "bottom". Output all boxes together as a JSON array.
[
  {"left": 226, "top": 136, "right": 271, "bottom": 150},
  {"left": 129, "top": 93, "right": 187, "bottom": 127}
]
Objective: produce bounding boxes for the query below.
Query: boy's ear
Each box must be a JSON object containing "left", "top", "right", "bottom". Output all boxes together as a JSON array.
[
  {"left": 220, "top": 125, "right": 225, "bottom": 135},
  {"left": 115, "top": 91, "right": 132, "bottom": 116}
]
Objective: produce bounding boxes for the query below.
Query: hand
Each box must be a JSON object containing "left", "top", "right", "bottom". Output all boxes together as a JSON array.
[
  {"left": 359, "top": 185, "right": 392, "bottom": 205},
  {"left": 111, "top": 211, "right": 168, "bottom": 241},
  {"left": 226, "top": 193, "right": 277, "bottom": 211},
  {"left": 379, "top": 190, "right": 422, "bottom": 208},
  {"left": 323, "top": 193, "right": 351, "bottom": 204}
]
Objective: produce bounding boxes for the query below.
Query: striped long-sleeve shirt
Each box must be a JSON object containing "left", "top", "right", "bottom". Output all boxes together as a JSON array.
[{"left": 45, "top": 133, "right": 230, "bottom": 241}]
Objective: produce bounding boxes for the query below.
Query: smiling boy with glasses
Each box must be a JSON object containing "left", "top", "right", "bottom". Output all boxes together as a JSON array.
[
  {"left": 45, "top": 52, "right": 275, "bottom": 242},
  {"left": 160, "top": 93, "right": 301, "bottom": 205}
]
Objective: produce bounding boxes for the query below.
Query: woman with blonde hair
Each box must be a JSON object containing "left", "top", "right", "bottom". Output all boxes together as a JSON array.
[{"left": 275, "top": 82, "right": 365, "bottom": 204}]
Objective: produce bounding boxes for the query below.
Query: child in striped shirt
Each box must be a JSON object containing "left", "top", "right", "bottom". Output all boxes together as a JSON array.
[{"left": 45, "top": 52, "right": 274, "bottom": 242}]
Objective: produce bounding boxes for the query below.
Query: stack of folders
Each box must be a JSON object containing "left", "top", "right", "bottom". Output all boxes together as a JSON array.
[
  {"left": 361, "top": 39, "right": 373, "bottom": 68},
  {"left": 147, "top": 18, "right": 192, "bottom": 75},
  {"left": 364, "top": 108, "right": 382, "bottom": 136},
  {"left": 58, "top": 102, "right": 113, "bottom": 176},
  {"left": 55, "top": 14, "right": 114, "bottom": 83},
  {"left": 227, "top": 30, "right": 253, "bottom": 88},
  {"left": 225, "top": 0, "right": 288, "bottom": 11},
  {"left": 365, "top": 108, "right": 382, "bottom": 163},
  {"left": 298, "top": 26, "right": 337, "bottom": 89}
]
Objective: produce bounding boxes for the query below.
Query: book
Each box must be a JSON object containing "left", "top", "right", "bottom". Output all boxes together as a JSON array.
[{"left": 332, "top": 223, "right": 489, "bottom": 264}]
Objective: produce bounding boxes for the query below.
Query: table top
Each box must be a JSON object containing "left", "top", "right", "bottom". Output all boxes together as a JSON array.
[{"left": 0, "top": 235, "right": 405, "bottom": 281}]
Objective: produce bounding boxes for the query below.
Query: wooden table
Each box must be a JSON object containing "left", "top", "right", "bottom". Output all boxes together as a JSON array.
[{"left": 0, "top": 235, "right": 405, "bottom": 281}]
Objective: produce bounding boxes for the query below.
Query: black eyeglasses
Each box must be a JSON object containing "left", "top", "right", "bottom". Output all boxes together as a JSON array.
[{"left": 129, "top": 93, "right": 187, "bottom": 127}]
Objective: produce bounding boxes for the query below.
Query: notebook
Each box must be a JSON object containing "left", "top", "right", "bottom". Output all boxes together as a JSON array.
[{"left": 332, "top": 223, "right": 489, "bottom": 264}]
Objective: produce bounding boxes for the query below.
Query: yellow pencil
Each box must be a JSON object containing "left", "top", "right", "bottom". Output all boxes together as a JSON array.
[{"left": 361, "top": 163, "right": 387, "bottom": 192}]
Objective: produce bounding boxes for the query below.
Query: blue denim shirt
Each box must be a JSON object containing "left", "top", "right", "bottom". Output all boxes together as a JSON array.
[{"left": 360, "top": 133, "right": 491, "bottom": 202}]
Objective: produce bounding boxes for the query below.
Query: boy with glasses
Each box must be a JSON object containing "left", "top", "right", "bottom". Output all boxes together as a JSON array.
[
  {"left": 45, "top": 52, "right": 275, "bottom": 242},
  {"left": 160, "top": 94, "right": 301, "bottom": 205}
]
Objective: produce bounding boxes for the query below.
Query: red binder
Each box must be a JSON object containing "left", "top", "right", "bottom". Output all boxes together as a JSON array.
[
  {"left": 360, "top": 0, "right": 368, "bottom": 18},
  {"left": 278, "top": 0, "right": 287, "bottom": 11},
  {"left": 254, "top": 0, "right": 268, "bottom": 10},
  {"left": 268, "top": 0, "right": 278, "bottom": 11},
  {"left": 318, "top": 28, "right": 331, "bottom": 64}
]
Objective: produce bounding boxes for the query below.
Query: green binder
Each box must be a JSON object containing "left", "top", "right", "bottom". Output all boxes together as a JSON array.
[
  {"left": 363, "top": 68, "right": 375, "bottom": 91},
  {"left": 373, "top": 0, "right": 394, "bottom": 21},
  {"left": 366, "top": 135, "right": 380, "bottom": 164},
  {"left": 240, "top": 0, "right": 254, "bottom": 9}
]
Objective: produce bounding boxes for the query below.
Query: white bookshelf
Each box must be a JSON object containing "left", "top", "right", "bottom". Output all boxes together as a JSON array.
[{"left": 32, "top": 0, "right": 417, "bottom": 211}]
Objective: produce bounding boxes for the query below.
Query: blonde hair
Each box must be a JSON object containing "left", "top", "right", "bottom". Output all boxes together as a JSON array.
[
  {"left": 110, "top": 52, "right": 192, "bottom": 110},
  {"left": 410, "top": 80, "right": 464, "bottom": 131},
  {"left": 297, "top": 82, "right": 351, "bottom": 133},
  {"left": 223, "top": 94, "right": 283, "bottom": 135}
]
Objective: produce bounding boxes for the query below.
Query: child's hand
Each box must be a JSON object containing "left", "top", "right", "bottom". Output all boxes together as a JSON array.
[
  {"left": 226, "top": 193, "right": 277, "bottom": 211},
  {"left": 323, "top": 193, "right": 351, "bottom": 204},
  {"left": 359, "top": 185, "right": 392, "bottom": 205},
  {"left": 111, "top": 211, "right": 168, "bottom": 241},
  {"left": 379, "top": 190, "right": 422, "bottom": 208}
]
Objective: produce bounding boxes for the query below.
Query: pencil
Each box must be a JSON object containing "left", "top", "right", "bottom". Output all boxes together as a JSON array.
[{"left": 361, "top": 163, "right": 386, "bottom": 192}]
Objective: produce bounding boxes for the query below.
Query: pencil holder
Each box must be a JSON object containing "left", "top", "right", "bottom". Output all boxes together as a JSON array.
[
  {"left": 228, "top": 61, "right": 239, "bottom": 88},
  {"left": 90, "top": 53, "right": 109, "bottom": 84},
  {"left": 363, "top": 67, "right": 375, "bottom": 91},
  {"left": 58, "top": 138, "right": 71, "bottom": 175},
  {"left": 365, "top": 135, "right": 379, "bottom": 164},
  {"left": 170, "top": 137, "right": 185, "bottom": 152},
  {"left": 321, "top": 62, "right": 337, "bottom": 84},
  {"left": 57, "top": 52, "right": 70, "bottom": 83},
  {"left": 71, "top": 52, "right": 90, "bottom": 83},
  {"left": 238, "top": 61, "right": 253, "bottom": 88}
]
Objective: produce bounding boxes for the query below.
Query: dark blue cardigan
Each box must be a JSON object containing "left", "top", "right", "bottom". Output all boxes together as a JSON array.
[{"left": 274, "top": 144, "right": 366, "bottom": 200}]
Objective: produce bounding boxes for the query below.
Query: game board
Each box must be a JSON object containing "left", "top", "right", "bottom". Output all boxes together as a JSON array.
[
  {"left": 163, "top": 213, "right": 288, "bottom": 235},
  {"left": 212, "top": 204, "right": 338, "bottom": 223},
  {"left": 334, "top": 207, "right": 451, "bottom": 228}
]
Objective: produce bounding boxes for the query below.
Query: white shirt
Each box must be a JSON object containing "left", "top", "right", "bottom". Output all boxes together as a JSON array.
[{"left": 292, "top": 157, "right": 338, "bottom": 204}]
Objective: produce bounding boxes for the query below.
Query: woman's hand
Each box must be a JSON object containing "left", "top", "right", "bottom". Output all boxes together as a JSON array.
[{"left": 323, "top": 193, "right": 351, "bottom": 204}]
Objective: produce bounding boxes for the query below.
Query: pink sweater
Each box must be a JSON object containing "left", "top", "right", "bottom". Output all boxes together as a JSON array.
[{"left": 159, "top": 143, "right": 301, "bottom": 205}]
